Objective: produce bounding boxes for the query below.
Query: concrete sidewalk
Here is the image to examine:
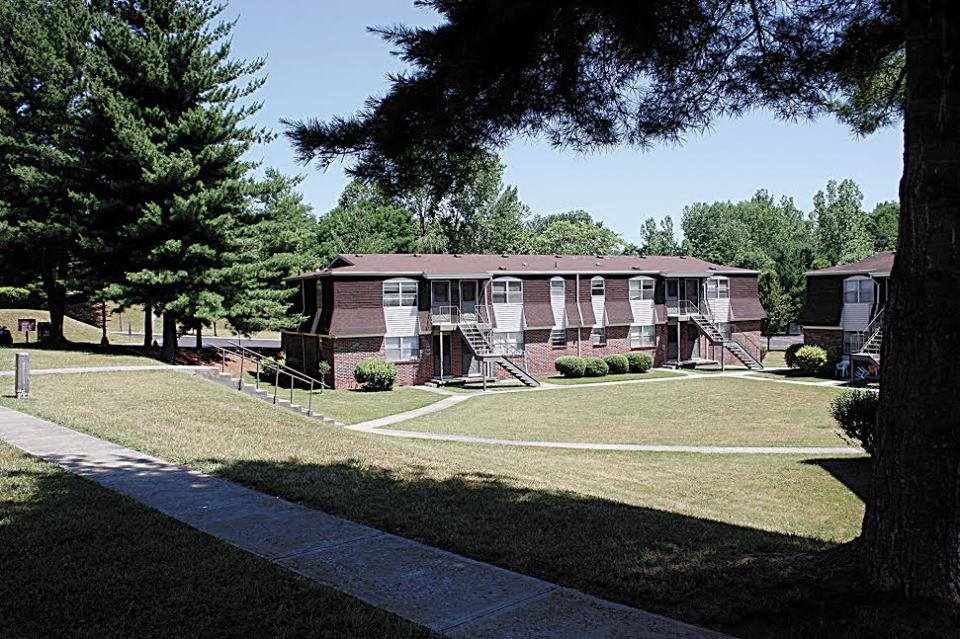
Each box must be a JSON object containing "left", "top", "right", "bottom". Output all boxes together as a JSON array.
[
  {"left": 0, "top": 406, "right": 726, "bottom": 639},
  {"left": 0, "top": 364, "right": 214, "bottom": 377}
]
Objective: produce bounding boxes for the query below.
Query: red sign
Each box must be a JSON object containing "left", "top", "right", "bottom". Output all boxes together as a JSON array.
[{"left": 18, "top": 319, "right": 36, "bottom": 332}]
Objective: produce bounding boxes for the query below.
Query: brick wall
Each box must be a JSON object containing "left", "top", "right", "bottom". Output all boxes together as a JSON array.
[
  {"left": 330, "top": 335, "right": 433, "bottom": 390},
  {"left": 804, "top": 327, "right": 843, "bottom": 357},
  {"left": 522, "top": 325, "right": 666, "bottom": 377}
]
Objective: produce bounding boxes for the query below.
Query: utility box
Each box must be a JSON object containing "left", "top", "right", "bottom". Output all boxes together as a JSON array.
[
  {"left": 37, "top": 321, "right": 53, "bottom": 343},
  {"left": 15, "top": 352, "right": 29, "bottom": 399}
]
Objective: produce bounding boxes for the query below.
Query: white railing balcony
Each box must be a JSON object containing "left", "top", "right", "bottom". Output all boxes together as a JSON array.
[
  {"left": 431, "top": 305, "right": 461, "bottom": 325},
  {"left": 666, "top": 300, "right": 701, "bottom": 316}
]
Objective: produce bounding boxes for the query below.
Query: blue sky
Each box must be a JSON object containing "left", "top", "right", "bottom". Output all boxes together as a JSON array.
[{"left": 228, "top": 1, "right": 904, "bottom": 245}]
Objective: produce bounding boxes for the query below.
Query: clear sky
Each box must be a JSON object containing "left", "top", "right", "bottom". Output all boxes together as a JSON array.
[{"left": 228, "top": 1, "right": 904, "bottom": 245}]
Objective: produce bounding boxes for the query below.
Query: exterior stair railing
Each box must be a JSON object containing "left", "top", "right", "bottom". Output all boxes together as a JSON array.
[
  {"left": 690, "top": 299, "right": 764, "bottom": 370},
  {"left": 854, "top": 307, "right": 884, "bottom": 363},
  {"left": 212, "top": 341, "right": 327, "bottom": 416}
]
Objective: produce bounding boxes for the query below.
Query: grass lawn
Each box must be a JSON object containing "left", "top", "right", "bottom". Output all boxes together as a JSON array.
[
  {"left": 0, "top": 309, "right": 142, "bottom": 345},
  {"left": 397, "top": 377, "right": 849, "bottom": 447},
  {"left": 0, "top": 346, "right": 161, "bottom": 371},
  {"left": 0, "top": 442, "right": 433, "bottom": 638},
  {"left": 537, "top": 368, "right": 684, "bottom": 385},
  {"left": 237, "top": 377, "right": 441, "bottom": 425},
  {"left": 763, "top": 350, "right": 788, "bottom": 369},
  {"left": 3, "top": 371, "right": 957, "bottom": 638}
]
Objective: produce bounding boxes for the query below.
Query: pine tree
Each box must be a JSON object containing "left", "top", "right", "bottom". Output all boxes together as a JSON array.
[
  {"left": 0, "top": 0, "right": 91, "bottom": 342},
  {"left": 84, "top": 0, "right": 266, "bottom": 359}
]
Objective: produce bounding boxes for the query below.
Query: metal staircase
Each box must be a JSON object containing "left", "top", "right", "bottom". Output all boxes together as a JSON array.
[
  {"left": 689, "top": 306, "right": 764, "bottom": 371},
  {"left": 455, "top": 307, "right": 540, "bottom": 387},
  {"left": 854, "top": 308, "right": 884, "bottom": 365}
]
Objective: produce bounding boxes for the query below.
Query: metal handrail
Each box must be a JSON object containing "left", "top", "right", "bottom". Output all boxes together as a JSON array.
[
  {"left": 432, "top": 305, "right": 461, "bottom": 324},
  {"left": 729, "top": 331, "right": 764, "bottom": 365},
  {"left": 213, "top": 342, "right": 327, "bottom": 417}
]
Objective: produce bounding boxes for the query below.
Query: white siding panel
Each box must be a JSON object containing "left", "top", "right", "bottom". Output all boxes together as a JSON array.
[
  {"left": 494, "top": 303, "right": 524, "bottom": 331},
  {"left": 841, "top": 303, "right": 872, "bottom": 331},
  {"left": 630, "top": 299, "right": 656, "bottom": 325},
  {"left": 384, "top": 306, "right": 419, "bottom": 336},
  {"left": 709, "top": 298, "right": 730, "bottom": 323},
  {"left": 551, "top": 289, "right": 566, "bottom": 328},
  {"left": 592, "top": 296, "right": 606, "bottom": 327}
]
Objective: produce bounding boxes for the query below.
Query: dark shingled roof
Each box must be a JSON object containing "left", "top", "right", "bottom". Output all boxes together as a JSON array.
[
  {"left": 293, "top": 253, "right": 758, "bottom": 280},
  {"left": 806, "top": 251, "right": 895, "bottom": 276}
]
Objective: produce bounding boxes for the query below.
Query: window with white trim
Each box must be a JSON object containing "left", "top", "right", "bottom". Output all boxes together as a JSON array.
[
  {"left": 629, "top": 277, "right": 655, "bottom": 301},
  {"left": 843, "top": 278, "right": 875, "bottom": 304},
  {"left": 591, "top": 326, "right": 606, "bottom": 346},
  {"left": 550, "top": 278, "right": 565, "bottom": 297},
  {"left": 492, "top": 331, "right": 524, "bottom": 354},
  {"left": 707, "top": 278, "right": 729, "bottom": 299},
  {"left": 492, "top": 279, "right": 523, "bottom": 304},
  {"left": 550, "top": 328, "right": 565, "bottom": 348},
  {"left": 383, "top": 280, "right": 417, "bottom": 307},
  {"left": 591, "top": 276, "right": 605, "bottom": 296},
  {"left": 384, "top": 336, "right": 419, "bottom": 362},
  {"left": 629, "top": 325, "right": 655, "bottom": 348}
]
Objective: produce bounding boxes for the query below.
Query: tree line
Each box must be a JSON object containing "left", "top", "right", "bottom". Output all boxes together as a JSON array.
[{"left": 0, "top": 0, "right": 317, "bottom": 359}]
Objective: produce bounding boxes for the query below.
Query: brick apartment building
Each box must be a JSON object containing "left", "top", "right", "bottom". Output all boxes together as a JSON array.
[
  {"left": 798, "top": 251, "right": 892, "bottom": 375},
  {"left": 282, "top": 253, "right": 767, "bottom": 389}
]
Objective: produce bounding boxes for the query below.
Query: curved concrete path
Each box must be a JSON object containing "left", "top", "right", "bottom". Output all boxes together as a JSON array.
[
  {"left": 347, "top": 371, "right": 864, "bottom": 455},
  {"left": 0, "top": 406, "right": 726, "bottom": 639}
]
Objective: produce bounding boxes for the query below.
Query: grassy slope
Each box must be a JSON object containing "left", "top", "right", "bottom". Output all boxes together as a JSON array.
[
  {"left": 3, "top": 371, "right": 949, "bottom": 638},
  {"left": 254, "top": 382, "right": 441, "bottom": 425},
  {"left": 0, "top": 347, "right": 159, "bottom": 371},
  {"left": 0, "top": 309, "right": 141, "bottom": 345},
  {"left": 397, "top": 377, "right": 848, "bottom": 447},
  {"left": 0, "top": 442, "right": 433, "bottom": 639}
]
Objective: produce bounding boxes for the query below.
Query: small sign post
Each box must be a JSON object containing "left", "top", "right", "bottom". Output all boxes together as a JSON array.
[
  {"left": 17, "top": 318, "right": 36, "bottom": 344},
  {"left": 14, "top": 352, "right": 29, "bottom": 399}
]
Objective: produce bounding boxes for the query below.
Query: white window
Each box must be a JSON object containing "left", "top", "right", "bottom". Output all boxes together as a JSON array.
[
  {"left": 550, "top": 328, "right": 565, "bottom": 348},
  {"left": 630, "top": 325, "right": 656, "bottom": 348},
  {"left": 707, "top": 278, "right": 730, "bottom": 299},
  {"left": 383, "top": 280, "right": 417, "bottom": 307},
  {"left": 844, "top": 278, "right": 875, "bottom": 304},
  {"left": 591, "top": 326, "right": 606, "bottom": 346},
  {"left": 492, "top": 331, "right": 524, "bottom": 354},
  {"left": 591, "top": 276, "right": 605, "bottom": 296},
  {"left": 385, "top": 336, "right": 419, "bottom": 362},
  {"left": 550, "top": 278, "right": 565, "bottom": 297},
  {"left": 629, "top": 278, "right": 655, "bottom": 301},
  {"left": 492, "top": 279, "right": 523, "bottom": 304}
]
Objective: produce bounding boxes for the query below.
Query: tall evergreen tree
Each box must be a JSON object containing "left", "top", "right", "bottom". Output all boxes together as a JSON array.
[
  {"left": 0, "top": 0, "right": 91, "bottom": 342},
  {"left": 84, "top": 0, "right": 266, "bottom": 359},
  {"left": 811, "top": 179, "right": 875, "bottom": 265}
]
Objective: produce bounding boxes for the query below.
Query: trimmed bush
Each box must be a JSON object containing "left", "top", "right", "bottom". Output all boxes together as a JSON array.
[
  {"left": 604, "top": 354, "right": 630, "bottom": 375},
  {"left": 626, "top": 351, "right": 653, "bottom": 373},
  {"left": 792, "top": 345, "right": 829, "bottom": 376},
  {"left": 554, "top": 355, "right": 586, "bottom": 378},
  {"left": 830, "top": 389, "right": 879, "bottom": 455},
  {"left": 784, "top": 343, "right": 804, "bottom": 368},
  {"left": 583, "top": 356, "right": 609, "bottom": 377},
  {"left": 353, "top": 359, "right": 397, "bottom": 391}
]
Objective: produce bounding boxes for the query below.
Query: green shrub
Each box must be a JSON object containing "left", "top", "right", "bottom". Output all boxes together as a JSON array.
[
  {"left": 830, "top": 389, "right": 879, "bottom": 455},
  {"left": 353, "top": 359, "right": 397, "bottom": 391},
  {"left": 626, "top": 351, "right": 653, "bottom": 373},
  {"left": 0, "top": 286, "right": 30, "bottom": 307},
  {"left": 784, "top": 343, "right": 804, "bottom": 368},
  {"left": 603, "top": 354, "right": 630, "bottom": 375},
  {"left": 792, "top": 345, "right": 828, "bottom": 376},
  {"left": 317, "top": 360, "right": 332, "bottom": 386},
  {"left": 554, "top": 356, "right": 586, "bottom": 378},
  {"left": 583, "top": 356, "right": 609, "bottom": 377}
]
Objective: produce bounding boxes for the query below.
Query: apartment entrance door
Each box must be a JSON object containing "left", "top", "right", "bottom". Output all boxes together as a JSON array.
[{"left": 460, "top": 280, "right": 478, "bottom": 321}]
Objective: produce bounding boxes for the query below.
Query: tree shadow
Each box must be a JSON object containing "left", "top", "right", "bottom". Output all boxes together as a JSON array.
[
  {"left": 204, "top": 456, "right": 956, "bottom": 639},
  {"left": 803, "top": 457, "right": 873, "bottom": 503}
]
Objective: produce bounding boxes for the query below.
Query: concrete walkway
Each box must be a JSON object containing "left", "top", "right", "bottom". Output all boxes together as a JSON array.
[
  {"left": 0, "top": 406, "right": 726, "bottom": 639},
  {"left": 0, "top": 364, "right": 214, "bottom": 377}
]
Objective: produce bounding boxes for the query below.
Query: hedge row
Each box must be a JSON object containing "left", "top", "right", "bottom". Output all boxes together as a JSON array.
[{"left": 554, "top": 352, "right": 653, "bottom": 378}]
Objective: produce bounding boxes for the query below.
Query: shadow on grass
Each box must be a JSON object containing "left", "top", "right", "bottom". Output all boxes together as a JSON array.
[
  {"left": 804, "top": 457, "right": 873, "bottom": 503},
  {"left": 0, "top": 453, "right": 435, "bottom": 639},
  {"left": 206, "top": 457, "right": 956, "bottom": 639}
]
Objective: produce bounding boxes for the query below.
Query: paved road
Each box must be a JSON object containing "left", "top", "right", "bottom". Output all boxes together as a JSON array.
[
  {"left": 116, "top": 333, "right": 280, "bottom": 350},
  {"left": 766, "top": 334, "right": 803, "bottom": 351},
  {"left": 0, "top": 406, "right": 727, "bottom": 639}
]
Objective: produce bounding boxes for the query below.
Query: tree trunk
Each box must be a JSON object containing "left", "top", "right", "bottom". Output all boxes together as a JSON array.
[
  {"left": 143, "top": 305, "right": 153, "bottom": 348},
  {"left": 161, "top": 314, "right": 178, "bottom": 362},
  {"left": 44, "top": 276, "right": 67, "bottom": 345},
  {"left": 862, "top": 0, "right": 960, "bottom": 603},
  {"left": 195, "top": 324, "right": 203, "bottom": 350}
]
